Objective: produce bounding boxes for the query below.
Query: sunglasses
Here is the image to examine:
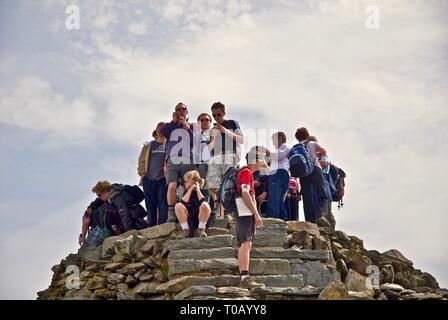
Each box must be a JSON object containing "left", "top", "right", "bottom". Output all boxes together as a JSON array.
[
  {"left": 212, "top": 113, "right": 223, "bottom": 117},
  {"left": 176, "top": 107, "right": 187, "bottom": 112},
  {"left": 200, "top": 118, "right": 211, "bottom": 122}
]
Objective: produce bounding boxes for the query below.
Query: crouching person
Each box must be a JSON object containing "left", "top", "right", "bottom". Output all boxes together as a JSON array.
[
  {"left": 236, "top": 151, "right": 265, "bottom": 289},
  {"left": 109, "top": 183, "right": 149, "bottom": 232},
  {"left": 79, "top": 180, "right": 122, "bottom": 247},
  {"left": 175, "top": 170, "right": 211, "bottom": 238}
]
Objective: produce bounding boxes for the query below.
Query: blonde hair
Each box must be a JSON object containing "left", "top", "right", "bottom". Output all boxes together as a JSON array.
[
  {"left": 92, "top": 180, "right": 112, "bottom": 194},
  {"left": 183, "top": 170, "right": 205, "bottom": 189}
]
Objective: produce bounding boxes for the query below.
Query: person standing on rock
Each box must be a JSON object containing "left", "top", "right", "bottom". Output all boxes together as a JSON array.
[
  {"left": 160, "top": 103, "right": 197, "bottom": 223},
  {"left": 257, "top": 132, "right": 291, "bottom": 221},
  {"left": 294, "top": 128, "right": 331, "bottom": 226},
  {"left": 137, "top": 122, "right": 168, "bottom": 227},
  {"left": 235, "top": 150, "right": 265, "bottom": 289},
  {"left": 207, "top": 102, "right": 244, "bottom": 218},
  {"left": 175, "top": 170, "right": 212, "bottom": 238}
]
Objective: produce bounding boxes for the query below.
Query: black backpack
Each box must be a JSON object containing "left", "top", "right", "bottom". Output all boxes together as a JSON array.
[
  {"left": 329, "top": 164, "right": 346, "bottom": 209},
  {"left": 123, "top": 185, "right": 145, "bottom": 205}
]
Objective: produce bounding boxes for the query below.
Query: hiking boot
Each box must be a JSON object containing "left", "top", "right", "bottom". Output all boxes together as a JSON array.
[
  {"left": 317, "top": 216, "right": 332, "bottom": 228},
  {"left": 167, "top": 211, "right": 177, "bottom": 223},
  {"left": 327, "top": 211, "right": 336, "bottom": 229},
  {"left": 176, "top": 229, "right": 190, "bottom": 239},
  {"left": 239, "top": 277, "right": 265, "bottom": 290},
  {"left": 194, "top": 228, "right": 207, "bottom": 238}
]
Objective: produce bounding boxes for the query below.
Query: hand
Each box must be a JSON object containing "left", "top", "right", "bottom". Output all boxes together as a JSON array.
[
  {"left": 195, "top": 182, "right": 201, "bottom": 191},
  {"left": 172, "top": 112, "right": 178, "bottom": 123},
  {"left": 215, "top": 125, "right": 227, "bottom": 134},
  {"left": 78, "top": 235, "right": 85, "bottom": 246},
  {"left": 178, "top": 116, "right": 188, "bottom": 128},
  {"left": 254, "top": 214, "right": 263, "bottom": 227},
  {"left": 256, "top": 192, "right": 267, "bottom": 203}
]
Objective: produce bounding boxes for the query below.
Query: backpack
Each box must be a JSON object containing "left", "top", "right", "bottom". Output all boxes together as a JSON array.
[
  {"left": 329, "top": 164, "right": 346, "bottom": 209},
  {"left": 84, "top": 204, "right": 112, "bottom": 247},
  {"left": 111, "top": 184, "right": 145, "bottom": 205},
  {"left": 288, "top": 141, "right": 315, "bottom": 178},
  {"left": 123, "top": 185, "right": 145, "bottom": 204},
  {"left": 217, "top": 165, "right": 240, "bottom": 215}
]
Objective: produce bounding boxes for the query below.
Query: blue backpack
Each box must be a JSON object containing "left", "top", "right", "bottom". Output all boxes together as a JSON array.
[
  {"left": 288, "top": 141, "right": 314, "bottom": 178},
  {"left": 217, "top": 166, "right": 240, "bottom": 215}
]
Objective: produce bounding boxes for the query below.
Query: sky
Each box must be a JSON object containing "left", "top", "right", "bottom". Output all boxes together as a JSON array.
[{"left": 0, "top": 0, "right": 447, "bottom": 299}]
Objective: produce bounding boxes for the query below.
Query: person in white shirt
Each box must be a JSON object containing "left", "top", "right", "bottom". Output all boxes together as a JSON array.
[{"left": 259, "top": 132, "right": 290, "bottom": 220}]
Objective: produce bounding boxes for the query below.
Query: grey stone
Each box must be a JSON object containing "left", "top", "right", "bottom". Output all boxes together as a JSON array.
[
  {"left": 250, "top": 247, "right": 305, "bottom": 259},
  {"left": 381, "top": 264, "right": 395, "bottom": 284},
  {"left": 174, "top": 285, "right": 217, "bottom": 300},
  {"left": 249, "top": 259, "right": 291, "bottom": 275},
  {"left": 286, "top": 221, "right": 320, "bottom": 235},
  {"left": 400, "top": 292, "right": 443, "bottom": 300},
  {"left": 168, "top": 259, "right": 196, "bottom": 277},
  {"left": 347, "top": 291, "right": 374, "bottom": 300},
  {"left": 156, "top": 275, "right": 241, "bottom": 293},
  {"left": 101, "top": 236, "right": 121, "bottom": 259},
  {"left": 252, "top": 275, "right": 303, "bottom": 288},
  {"left": 345, "top": 269, "right": 374, "bottom": 293},
  {"left": 106, "top": 273, "right": 125, "bottom": 285},
  {"left": 78, "top": 245, "right": 102, "bottom": 262},
  {"left": 168, "top": 247, "right": 235, "bottom": 260},
  {"left": 291, "top": 261, "right": 334, "bottom": 288},
  {"left": 334, "top": 230, "right": 351, "bottom": 242},
  {"left": 252, "top": 230, "right": 288, "bottom": 248},
  {"left": 205, "top": 227, "right": 230, "bottom": 236},
  {"left": 294, "top": 250, "right": 331, "bottom": 261},
  {"left": 195, "top": 258, "right": 239, "bottom": 271},
  {"left": 382, "top": 249, "right": 413, "bottom": 266},
  {"left": 380, "top": 283, "right": 404, "bottom": 292},
  {"left": 216, "top": 286, "right": 250, "bottom": 297},
  {"left": 250, "top": 287, "right": 322, "bottom": 297},
  {"left": 318, "top": 281, "right": 348, "bottom": 300},
  {"left": 123, "top": 262, "right": 146, "bottom": 273},
  {"left": 104, "top": 263, "right": 125, "bottom": 272},
  {"left": 336, "top": 259, "right": 348, "bottom": 281},
  {"left": 132, "top": 282, "right": 159, "bottom": 296},
  {"left": 164, "top": 235, "right": 233, "bottom": 252},
  {"left": 139, "top": 222, "right": 177, "bottom": 239}
]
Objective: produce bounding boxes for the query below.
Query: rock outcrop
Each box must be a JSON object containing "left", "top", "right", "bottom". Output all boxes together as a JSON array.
[{"left": 37, "top": 219, "right": 446, "bottom": 300}]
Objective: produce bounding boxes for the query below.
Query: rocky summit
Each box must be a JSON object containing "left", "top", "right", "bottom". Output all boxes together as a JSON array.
[{"left": 37, "top": 219, "right": 446, "bottom": 300}]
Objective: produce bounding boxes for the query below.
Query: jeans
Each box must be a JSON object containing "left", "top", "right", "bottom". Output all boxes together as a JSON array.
[
  {"left": 300, "top": 165, "right": 329, "bottom": 223},
  {"left": 267, "top": 169, "right": 290, "bottom": 220},
  {"left": 143, "top": 176, "right": 168, "bottom": 227}
]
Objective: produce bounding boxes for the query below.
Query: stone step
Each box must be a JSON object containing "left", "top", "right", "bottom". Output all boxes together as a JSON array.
[
  {"left": 168, "top": 258, "right": 238, "bottom": 277},
  {"left": 163, "top": 235, "right": 233, "bottom": 254},
  {"left": 290, "top": 260, "right": 338, "bottom": 288},
  {"left": 156, "top": 274, "right": 304, "bottom": 293},
  {"left": 249, "top": 286, "right": 323, "bottom": 298},
  {"left": 174, "top": 285, "right": 251, "bottom": 300},
  {"left": 249, "top": 259, "right": 290, "bottom": 275},
  {"left": 168, "top": 247, "right": 235, "bottom": 260}
]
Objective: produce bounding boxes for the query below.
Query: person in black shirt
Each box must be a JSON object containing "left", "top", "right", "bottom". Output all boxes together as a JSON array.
[{"left": 175, "top": 170, "right": 211, "bottom": 238}]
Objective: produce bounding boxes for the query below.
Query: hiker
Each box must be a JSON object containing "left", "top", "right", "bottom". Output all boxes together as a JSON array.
[
  {"left": 192, "top": 113, "right": 214, "bottom": 187},
  {"left": 207, "top": 102, "right": 244, "bottom": 218},
  {"left": 138, "top": 122, "right": 168, "bottom": 227},
  {"left": 308, "top": 135, "right": 336, "bottom": 228},
  {"left": 293, "top": 127, "right": 330, "bottom": 226},
  {"left": 234, "top": 150, "right": 266, "bottom": 289},
  {"left": 79, "top": 180, "right": 122, "bottom": 247},
  {"left": 284, "top": 177, "right": 300, "bottom": 221},
  {"left": 253, "top": 163, "right": 269, "bottom": 217},
  {"left": 175, "top": 170, "right": 211, "bottom": 238},
  {"left": 109, "top": 183, "right": 149, "bottom": 231},
  {"left": 160, "top": 103, "right": 197, "bottom": 223},
  {"left": 258, "top": 132, "right": 290, "bottom": 220}
]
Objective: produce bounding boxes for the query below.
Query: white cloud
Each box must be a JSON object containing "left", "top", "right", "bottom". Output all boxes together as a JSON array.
[
  {"left": 127, "top": 21, "right": 148, "bottom": 35},
  {"left": 0, "top": 76, "right": 96, "bottom": 142}
]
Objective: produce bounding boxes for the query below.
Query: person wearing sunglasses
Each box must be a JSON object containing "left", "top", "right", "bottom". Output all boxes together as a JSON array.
[
  {"left": 207, "top": 102, "right": 244, "bottom": 218},
  {"left": 160, "top": 102, "right": 197, "bottom": 223}
]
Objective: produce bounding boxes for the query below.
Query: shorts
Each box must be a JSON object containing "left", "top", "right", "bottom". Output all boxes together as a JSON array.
[
  {"left": 206, "top": 153, "right": 237, "bottom": 190},
  {"left": 234, "top": 214, "right": 256, "bottom": 247},
  {"left": 166, "top": 158, "right": 197, "bottom": 185}
]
